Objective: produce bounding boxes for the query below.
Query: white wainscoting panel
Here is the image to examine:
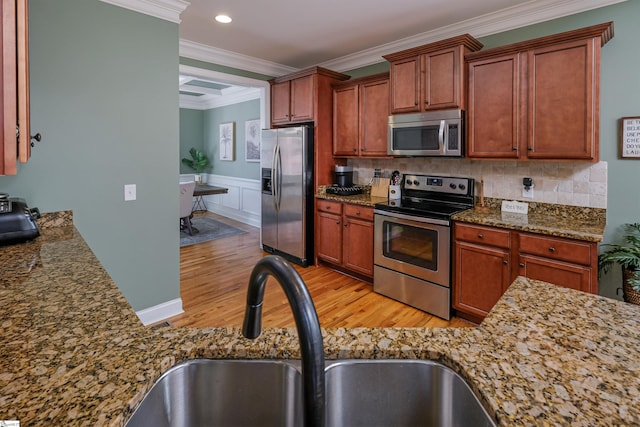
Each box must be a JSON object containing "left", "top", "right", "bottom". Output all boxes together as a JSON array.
[{"left": 199, "top": 174, "right": 261, "bottom": 227}]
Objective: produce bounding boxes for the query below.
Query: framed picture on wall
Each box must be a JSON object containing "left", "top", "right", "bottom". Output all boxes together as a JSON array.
[
  {"left": 620, "top": 116, "right": 640, "bottom": 158},
  {"left": 219, "top": 122, "right": 235, "bottom": 161},
  {"left": 245, "top": 119, "right": 261, "bottom": 162}
]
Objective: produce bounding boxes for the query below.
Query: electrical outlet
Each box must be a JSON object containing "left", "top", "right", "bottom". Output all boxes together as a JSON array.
[
  {"left": 522, "top": 186, "right": 534, "bottom": 199},
  {"left": 124, "top": 184, "right": 136, "bottom": 201}
]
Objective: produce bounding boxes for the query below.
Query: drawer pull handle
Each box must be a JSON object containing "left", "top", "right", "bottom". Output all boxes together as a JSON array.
[
  {"left": 477, "top": 233, "right": 484, "bottom": 239},
  {"left": 549, "top": 247, "right": 556, "bottom": 253}
]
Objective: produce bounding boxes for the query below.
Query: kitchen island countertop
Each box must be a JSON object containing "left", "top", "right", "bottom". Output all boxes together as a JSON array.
[{"left": 1, "top": 216, "right": 638, "bottom": 426}]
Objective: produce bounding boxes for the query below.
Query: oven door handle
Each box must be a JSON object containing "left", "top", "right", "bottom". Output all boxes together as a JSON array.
[{"left": 374, "top": 209, "right": 450, "bottom": 226}]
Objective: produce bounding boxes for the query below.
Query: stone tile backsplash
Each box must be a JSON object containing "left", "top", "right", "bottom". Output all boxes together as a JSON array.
[{"left": 348, "top": 158, "right": 607, "bottom": 209}]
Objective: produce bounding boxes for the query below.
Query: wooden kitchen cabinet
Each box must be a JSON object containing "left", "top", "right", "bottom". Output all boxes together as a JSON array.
[
  {"left": 466, "top": 22, "right": 614, "bottom": 161},
  {"left": 269, "top": 66, "right": 350, "bottom": 190},
  {"left": 270, "top": 67, "right": 348, "bottom": 126},
  {"left": 316, "top": 200, "right": 343, "bottom": 265},
  {"left": 332, "top": 73, "right": 389, "bottom": 157},
  {"left": 383, "top": 34, "right": 482, "bottom": 114},
  {"left": 454, "top": 222, "right": 599, "bottom": 321},
  {"left": 316, "top": 200, "right": 374, "bottom": 278},
  {"left": 271, "top": 74, "right": 314, "bottom": 125},
  {"left": 1, "top": 0, "right": 31, "bottom": 175},
  {"left": 453, "top": 223, "right": 512, "bottom": 320},
  {"left": 518, "top": 232, "right": 597, "bottom": 294}
]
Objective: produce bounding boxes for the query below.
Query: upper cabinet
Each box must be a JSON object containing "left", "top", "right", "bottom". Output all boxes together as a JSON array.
[
  {"left": 1, "top": 0, "right": 31, "bottom": 175},
  {"left": 466, "top": 22, "right": 614, "bottom": 161},
  {"left": 333, "top": 73, "right": 390, "bottom": 157},
  {"left": 269, "top": 66, "right": 350, "bottom": 189},
  {"left": 270, "top": 66, "right": 349, "bottom": 126},
  {"left": 383, "top": 34, "right": 483, "bottom": 114}
]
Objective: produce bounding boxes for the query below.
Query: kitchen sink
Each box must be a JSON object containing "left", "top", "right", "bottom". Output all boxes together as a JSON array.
[
  {"left": 124, "top": 359, "right": 303, "bottom": 427},
  {"left": 125, "top": 359, "right": 495, "bottom": 427},
  {"left": 324, "top": 359, "right": 496, "bottom": 427}
]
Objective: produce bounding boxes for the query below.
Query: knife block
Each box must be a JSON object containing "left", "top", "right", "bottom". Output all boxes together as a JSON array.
[{"left": 370, "top": 181, "right": 389, "bottom": 198}]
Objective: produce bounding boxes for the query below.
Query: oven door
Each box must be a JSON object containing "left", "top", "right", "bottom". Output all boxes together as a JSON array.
[{"left": 374, "top": 211, "right": 450, "bottom": 287}]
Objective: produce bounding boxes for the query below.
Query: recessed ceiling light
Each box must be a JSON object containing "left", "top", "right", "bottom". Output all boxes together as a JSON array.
[{"left": 215, "top": 14, "right": 232, "bottom": 24}]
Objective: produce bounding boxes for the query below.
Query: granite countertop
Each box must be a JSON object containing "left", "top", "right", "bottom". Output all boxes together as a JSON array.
[
  {"left": 2, "top": 214, "right": 638, "bottom": 426},
  {"left": 452, "top": 198, "right": 606, "bottom": 242},
  {"left": 315, "top": 186, "right": 388, "bottom": 207}
]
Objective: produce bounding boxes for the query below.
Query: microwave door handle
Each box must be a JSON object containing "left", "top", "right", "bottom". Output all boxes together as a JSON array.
[{"left": 438, "top": 120, "right": 446, "bottom": 153}]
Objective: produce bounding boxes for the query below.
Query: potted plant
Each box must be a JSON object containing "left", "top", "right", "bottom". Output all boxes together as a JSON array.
[
  {"left": 182, "top": 148, "right": 210, "bottom": 184},
  {"left": 598, "top": 222, "right": 640, "bottom": 304}
]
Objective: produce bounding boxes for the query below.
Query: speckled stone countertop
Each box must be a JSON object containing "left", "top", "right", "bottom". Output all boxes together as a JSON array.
[
  {"left": 452, "top": 198, "right": 606, "bottom": 242},
  {"left": 315, "top": 185, "right": 388, "bottom": 207},
  {"left": 2, "top": 213, "right": 638, "bottom": 426}
]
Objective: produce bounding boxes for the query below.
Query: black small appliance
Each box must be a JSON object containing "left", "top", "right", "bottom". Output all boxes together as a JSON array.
[{"left": 0, "top": 193, "right": 41, "bottom": 245}]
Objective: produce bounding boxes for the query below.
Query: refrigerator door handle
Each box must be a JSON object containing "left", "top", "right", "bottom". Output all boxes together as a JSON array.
[{"left": 274, "top": 143, "right": 282, "bottom": 210}]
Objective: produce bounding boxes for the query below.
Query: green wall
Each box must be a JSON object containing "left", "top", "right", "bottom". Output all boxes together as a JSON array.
[
  {"left": 180, "top": 99, "right": 261, "bottom": 179},
  {"left": 0, "top": 0, "right": 181, "bottom": 311},
  {"left": 179, "top": 109, "right": 205, "bottom": 174}
]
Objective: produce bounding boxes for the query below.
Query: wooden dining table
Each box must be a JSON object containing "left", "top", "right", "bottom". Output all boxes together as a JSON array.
[{"left": 192, "top": 184, "right": 228, "bottom": 212}]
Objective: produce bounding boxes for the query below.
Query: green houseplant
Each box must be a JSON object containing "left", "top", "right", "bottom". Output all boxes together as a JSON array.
[
  {"left": 598, "top": 222, "right": 640, "bottom": 304},
  {"left": 181, "top": 148, "right": 210, "bottom": 184}
]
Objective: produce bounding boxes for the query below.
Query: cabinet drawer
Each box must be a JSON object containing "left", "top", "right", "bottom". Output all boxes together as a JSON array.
[
  {"left": 344, "top": 204, "right": 374, "bottom": 221},
  {"left": 317, "top": 200, "right": 342, "bottom": 214},
  {"left": 454, "top": 223, "right": 511, "bottom": 249},
  {"left": 518, "top": 233, "right": 593, "bottom": 266}
]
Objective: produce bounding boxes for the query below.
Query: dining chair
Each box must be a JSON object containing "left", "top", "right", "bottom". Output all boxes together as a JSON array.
[{"left": 179, "top": 181, "right": 196, "bottom": 235}]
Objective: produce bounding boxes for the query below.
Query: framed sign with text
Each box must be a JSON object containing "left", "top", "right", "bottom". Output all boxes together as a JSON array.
[{"left": 620, "top": 116, "right": 640, "bottom": 158}]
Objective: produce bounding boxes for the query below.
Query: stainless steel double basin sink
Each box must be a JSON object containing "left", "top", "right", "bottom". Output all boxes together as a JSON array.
[{"left": 125, "top": 359, "right": 496, "bottom": 427}]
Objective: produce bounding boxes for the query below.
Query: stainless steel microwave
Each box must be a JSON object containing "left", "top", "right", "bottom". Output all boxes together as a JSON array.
[{"left": 388, "top": 110, "right": 464, "bottom": 157}]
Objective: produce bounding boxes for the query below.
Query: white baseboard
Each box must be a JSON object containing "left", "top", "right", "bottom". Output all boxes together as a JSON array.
[{"left": 136, "top": 298, "right": 184, "bottom": 326}]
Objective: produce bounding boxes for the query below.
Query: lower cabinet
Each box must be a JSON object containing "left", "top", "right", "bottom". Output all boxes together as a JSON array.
[
  {"left": 453, "top": 222, "right": 598, "bottom": 320},
  {"left": 316, "top": 200, "right": 374, "bottom": 278}
]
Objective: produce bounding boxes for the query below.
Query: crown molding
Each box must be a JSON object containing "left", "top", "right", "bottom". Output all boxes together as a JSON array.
[
  {"left": 99, "top": 0, "right": 189, "bottom": 23},
  {"left": 320, "top": 0, "right": 627, "bottom": 71},
  {"left": 179, "top": 40, "right": 299, "bottom": 78}
]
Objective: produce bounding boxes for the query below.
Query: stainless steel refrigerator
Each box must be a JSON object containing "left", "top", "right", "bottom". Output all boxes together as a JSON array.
[{"left": 261, "top": 125, "right": 314, "bottom": 266}]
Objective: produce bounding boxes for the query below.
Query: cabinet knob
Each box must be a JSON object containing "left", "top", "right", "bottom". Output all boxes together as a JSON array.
[
  {"left": 477, "top": 233, "right": 484, "bottom": 239},
  {"left": 512, "top": 147, "right": 518, "bottom": 151},
  {"left": 336, "top": 221, "right": 340, "bottom": 225},
  {"left": 503, "top": 260, "right": 508, "bottom": 265},
  {"left": 344, "top": 223, "right": 348, "bottom": 227},
  {"left": 527, "top": 146, "right": 533, "bottom": 151},
  {"left": 549, "top": 247, "right": 556, "bottom": 253},
  {"left": 519, "top": 263, "right": 525, "bottom": 267}
]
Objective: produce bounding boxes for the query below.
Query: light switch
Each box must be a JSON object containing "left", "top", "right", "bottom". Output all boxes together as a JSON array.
[{"left": 124, "top": 184, "right": 136, "bottom": 201}]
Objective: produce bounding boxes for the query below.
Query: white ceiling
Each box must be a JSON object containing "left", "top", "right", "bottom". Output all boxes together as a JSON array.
[
  {"left": 145, "top": 0, "right": 622, "bottom": 107},
  {"left": 177, "top": 0, "right": 622, "bottom": 72}
]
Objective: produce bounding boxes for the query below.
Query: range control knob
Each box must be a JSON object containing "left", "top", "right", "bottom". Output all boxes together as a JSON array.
[
  {"left": 413, "top": 180, "right": 420, "bottom": 186},
  {"left": 449, "top": 183, "right": 457, "bottom": 189},
  {"left": 459, "top": 184, "right": 466, "bottom": 191}
]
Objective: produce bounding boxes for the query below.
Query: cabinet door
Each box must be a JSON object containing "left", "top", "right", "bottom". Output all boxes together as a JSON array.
[
  {"left": 359, "top": 79, "right": 389, "bottom": 157},
  {"left": 333, "top": 85, "right": 359, "bottom": 156},
  {"left": 1, "top": 0, "right": 18, "bottom": 175},
  {"left": 526, "top": 39, "right": 597, "bottom": 160},
  {"left": 519, "top": 254, "right": 594, "bottom": 293},
  {"left": 317, "top": 210, "right": 342, "bottom": 264},
  {"left": 343, "top": 216, "right": 374, "bottom": 277},
  {"left": 467, "top": 54, "right": 521, "bottom": 158},
  {"left": 389, "top": 56, "right": 420, "bottom": 114},
  {"left": 290, "top": 75, "right": 314, "bottom": 122},
  {"left": 454, "top": 241, "right": 511, "bottom": 318},
  {"left": 423, "top": 47, "right": 459, "bottom": 110},
  {"left": 271, "top": 81, "right": 291, "bottom": 125}
]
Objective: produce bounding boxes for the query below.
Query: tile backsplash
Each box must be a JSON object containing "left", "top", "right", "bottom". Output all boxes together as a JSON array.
[{"left": 348, "top": 158, "right": 607, "bottom": 209}]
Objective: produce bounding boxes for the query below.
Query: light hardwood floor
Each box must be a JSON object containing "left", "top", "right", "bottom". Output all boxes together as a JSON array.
[{"left": 170, "top": 212, "right": 475, "bottom": 329}]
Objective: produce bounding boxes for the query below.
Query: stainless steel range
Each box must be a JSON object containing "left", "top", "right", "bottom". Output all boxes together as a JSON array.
[{"left": 373, "top": 174, "right": 475, "bottom": 320}]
